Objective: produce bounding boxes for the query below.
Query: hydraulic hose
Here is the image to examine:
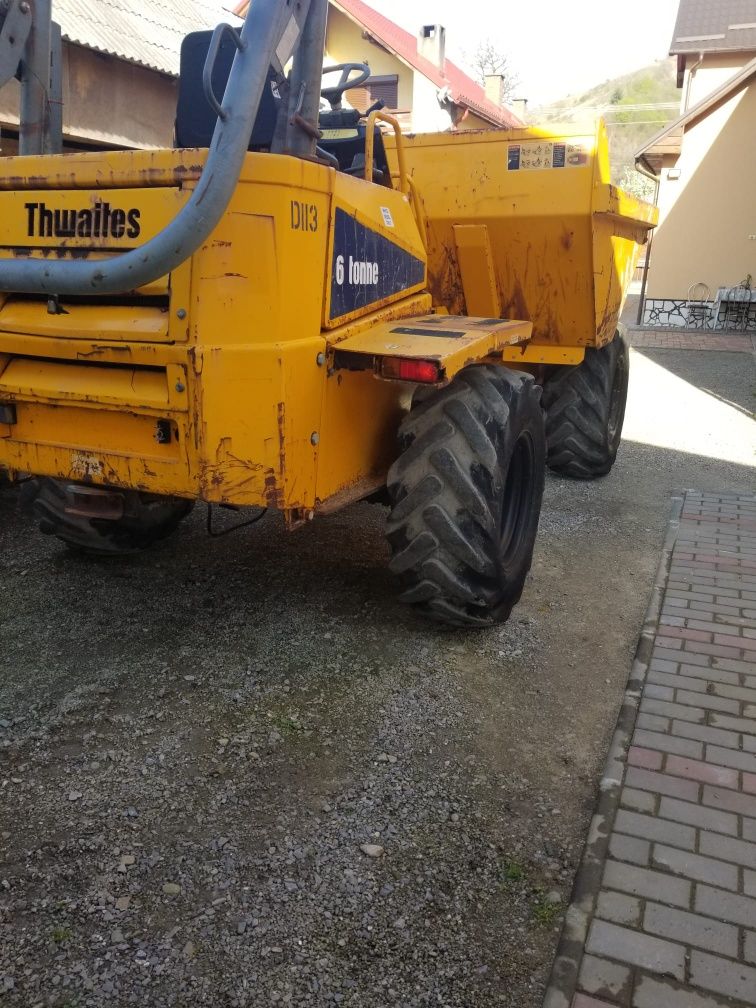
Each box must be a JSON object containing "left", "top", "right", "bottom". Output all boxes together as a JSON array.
[{"left": 0, "top": 0, "right": 310, "bottom": 295}]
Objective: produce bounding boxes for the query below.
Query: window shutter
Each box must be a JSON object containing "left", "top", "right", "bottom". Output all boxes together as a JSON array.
[
  {"left": 345, "top": 75, "right": 399, "bottom": 113},
  {"left": 368, "top": 78, "right": 399, "bottom": 108}
]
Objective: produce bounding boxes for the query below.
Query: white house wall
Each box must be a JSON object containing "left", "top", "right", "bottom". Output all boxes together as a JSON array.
[
  {"left": 411, "top": 73, "right": 452, "bottom": 132},
  {"left": 643, "top": 81, "right": 756, "bottom": 328},
  {"left": 682, "top": 53, "right": 754, "bottom": 110}
]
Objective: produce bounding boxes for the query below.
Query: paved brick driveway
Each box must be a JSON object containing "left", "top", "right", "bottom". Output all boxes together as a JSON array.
[
  {"left": 628, "top": 331, "right": 755, "bottom": 354},
  {"left": 565, "top": 491, "right": 756, "bottom": 1007}
]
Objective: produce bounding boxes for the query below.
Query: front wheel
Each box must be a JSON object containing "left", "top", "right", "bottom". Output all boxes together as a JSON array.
[
  {"left": 21, "top": 478, "right": 194, "bottom": 555},
  {"left": 386, "top": 365, "right": 545, "bottom": 628},
  {"left": 542, "top": 330, "right": 629, "bottom": 479}
]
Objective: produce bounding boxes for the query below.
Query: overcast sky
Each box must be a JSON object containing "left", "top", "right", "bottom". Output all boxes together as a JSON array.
[{"left": 368, "top": 0, "right": 680, "bottom": 105}]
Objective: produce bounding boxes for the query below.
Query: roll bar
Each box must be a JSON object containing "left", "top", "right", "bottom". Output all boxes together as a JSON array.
[
  {"left": 1, "top": 0, "right": 62, "bottom": 155},
  {"left": 0, "top": 0, "right": 317, "bottom": 295}
]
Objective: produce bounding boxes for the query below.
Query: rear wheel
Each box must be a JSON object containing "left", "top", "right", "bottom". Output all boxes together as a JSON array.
[
  {"left": 386, "top": 365, "right": 545, "bottom": 628},
  {"left": 542, "top": 330, "right": 629, "bottom": 479},
  {"left": 21, "top": 478, "right": 193, "bottom": 555}
]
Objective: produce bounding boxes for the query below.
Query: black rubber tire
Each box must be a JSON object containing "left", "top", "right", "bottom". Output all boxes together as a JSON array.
[
  {"left": 20, "top": 478, "right": 193, "bottom": 555},
  {"left": 542, "top": 330, "right": 629, "bottom": 479},
  {"left": 386, "top": 365, "right": 545, "bottom": 628}
]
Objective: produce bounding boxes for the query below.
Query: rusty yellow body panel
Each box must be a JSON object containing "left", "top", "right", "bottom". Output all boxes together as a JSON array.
[
  {"left": 2, "top": 404, "right": 191, "bottom": 490},
  {"left": 500, "top": 344, "right": 585, "bottom": 366},
  {"left": 385, "top": 121, "right": 657, "bottom": 348},
  {"left": 0, "top": 148, "right": 206, "bottom": 190},
  {"left": 316, "top": 292, "right": 431, "bottom": 504},
  {"left": 0, "top": 147, "right": 430, "bottom": 511},
  {"left": 452, "top": 225, "right": 502, "bottom": 317},
  {"left": 0, "top": 357, "right": 173, "bottom": 409},
  {"left": 0, "top": 300, "right": 172, "bottom": 342}
]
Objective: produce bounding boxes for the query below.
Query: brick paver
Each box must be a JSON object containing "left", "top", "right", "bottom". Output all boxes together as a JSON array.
[
  {"left": 628, "top": 329, "right": 755, "bottom": 353},
  {"left": 570, "top": 491, "right": 756, "bottom": 1008}
]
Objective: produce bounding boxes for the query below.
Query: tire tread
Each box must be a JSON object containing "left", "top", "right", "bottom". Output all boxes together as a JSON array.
[
  {"left": 542, "top": 331, "right": 629, "bottom": 479},
  {"left": 387, "top": 364, "right": 545, "bottom": 628},
  {"left": 21, "top": 478, "right": 193, "bottom": 555}
]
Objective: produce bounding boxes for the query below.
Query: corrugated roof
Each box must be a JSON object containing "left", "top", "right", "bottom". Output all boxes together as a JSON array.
[
  {"left": 234, "top": 0, "right": 521, "bottom": 127},
  {"left": 670, "top": 0, "right": 756, "bottom": 55},
  {"left": 52, "top": 0, "right": 241, "bottom": 77},
  {"left": 636, "top": 54, "right": 756, "bottom": 175}
]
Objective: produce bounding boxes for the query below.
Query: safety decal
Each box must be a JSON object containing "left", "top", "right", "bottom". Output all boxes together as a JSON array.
[
  {"left": 507, "top": 141, "right": 588, "bottom": 170},
  {"left": 330, "top": 207, "right": 424, "bottom": 319}
]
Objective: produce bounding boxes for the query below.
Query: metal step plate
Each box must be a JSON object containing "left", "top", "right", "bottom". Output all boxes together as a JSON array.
[{"left": 330, "top": 313, "right": 532, "bottom": 381}]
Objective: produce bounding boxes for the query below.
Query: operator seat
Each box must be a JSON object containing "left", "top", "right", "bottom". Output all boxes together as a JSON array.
[
  {"left": 175, "top": 31, "right": 390, "bottom": 185},
  {"left": 175, "top": 30, "right": 278, "bottom": 150}
]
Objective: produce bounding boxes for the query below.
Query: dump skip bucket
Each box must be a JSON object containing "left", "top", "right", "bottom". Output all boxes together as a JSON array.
[{"left": 385, "top": 120, "right": 657, "bottom": 347}]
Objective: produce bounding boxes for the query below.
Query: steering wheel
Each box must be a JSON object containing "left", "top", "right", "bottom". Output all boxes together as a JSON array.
[{"left": 321, "top": 63, "right": 370, "bottom": 111}]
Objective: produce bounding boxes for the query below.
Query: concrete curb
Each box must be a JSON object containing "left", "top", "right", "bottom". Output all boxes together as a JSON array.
[{"left": 541, "top": 492, "right": 685, "bottom": 1008}]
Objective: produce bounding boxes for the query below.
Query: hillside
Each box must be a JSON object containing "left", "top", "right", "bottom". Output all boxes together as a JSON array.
[{"left": 530, "top": 59, "right": 680, "bottom": 194}]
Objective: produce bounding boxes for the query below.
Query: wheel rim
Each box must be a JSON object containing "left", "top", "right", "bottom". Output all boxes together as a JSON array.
[
  {"left": 499, "top": 431, "right": 536, "bottom": 569},
  {"left": 607, "top": 350, "right": 627, "bottom": 445}
]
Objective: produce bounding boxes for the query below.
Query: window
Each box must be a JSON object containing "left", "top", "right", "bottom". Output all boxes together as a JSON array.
[{"left": 347, "top": 74, "right": 399, "bottom": 113}]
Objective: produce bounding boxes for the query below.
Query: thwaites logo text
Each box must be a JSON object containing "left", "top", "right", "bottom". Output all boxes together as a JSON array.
[{"left": 25, "top": 201, "right": 141, "bottom": 240}]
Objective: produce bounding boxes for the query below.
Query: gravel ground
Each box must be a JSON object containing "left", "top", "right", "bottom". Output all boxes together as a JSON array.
[{"left": 0, "top": 344, "right": 753, "bottom": 1008}]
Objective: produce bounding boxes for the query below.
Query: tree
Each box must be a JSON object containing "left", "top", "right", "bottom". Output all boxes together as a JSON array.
[
  {"left": 468, "top": 42, "right": 519, "bottom": 103},
  {"left": 620, "top": 166, "right": 656, "bottom": 202}
]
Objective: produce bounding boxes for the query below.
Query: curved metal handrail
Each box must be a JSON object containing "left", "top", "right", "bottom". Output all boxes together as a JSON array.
[{"left": 364, "top": 110, "right": 408, "bottom": 194}]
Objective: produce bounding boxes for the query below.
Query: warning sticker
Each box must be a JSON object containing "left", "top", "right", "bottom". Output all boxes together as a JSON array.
[
  {"left": 507, "top": 141, "right": 589, "bottom": 170},
  {"left": 565, "top": 143, "right": 589, "bottom": 166},
  {"left": 380, "top": 206, "right": 394, "bottom": 228},
  {"left": 521, "top": 141, "right": 553, "bottom": 170}
]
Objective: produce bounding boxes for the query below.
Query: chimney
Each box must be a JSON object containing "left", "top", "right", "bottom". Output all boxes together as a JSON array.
[
  {"left": 511, "top": 98, "right": 528, "bottom": 121},
  {"left": 484, "top": 73, "right": 504, "bottom": 107},
  {"left": 418, "top": 24, "right": 446, "bottom": 68}
]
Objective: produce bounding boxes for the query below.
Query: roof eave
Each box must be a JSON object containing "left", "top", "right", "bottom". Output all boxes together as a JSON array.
[
  {"left": 635, "top": 53, "right": 756, "bottom": 173},
  {"left": 670, "top": 44, "right": 756, "bottom": 55},
  {"left": 458, "top": 100, "right": 519, "bottom": 128},
  {"left": 63, "top": 36, "right": 179, "bottom": 78},
  {"left": 635, "top": 153, "right": 661, "bottom": 181}
]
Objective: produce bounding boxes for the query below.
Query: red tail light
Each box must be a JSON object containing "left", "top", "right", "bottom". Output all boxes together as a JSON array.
[{"left": 381, "top": 357, "right": 441, "bottom": 383}]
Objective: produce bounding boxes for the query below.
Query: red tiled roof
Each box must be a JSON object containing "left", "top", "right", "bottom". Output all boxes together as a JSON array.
[
  {"left": 233, "top": 0, "right": 521, "bottom": 128},
  {"left": 330, "top": 0, "right": 521, "bottom": 127}
]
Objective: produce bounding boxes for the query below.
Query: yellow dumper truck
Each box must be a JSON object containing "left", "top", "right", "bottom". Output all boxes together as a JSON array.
[{"left": 0, "top": 0, "right": 656, "bottom": 626}]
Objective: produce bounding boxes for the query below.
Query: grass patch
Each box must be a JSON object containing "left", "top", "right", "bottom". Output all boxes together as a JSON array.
[
  {"left": 497, "top": 860, "right": 563, "bottom": 928},
  {"left": 499, "top": 858, "right": 525, "bottom": 885},
  {"left": 51, "top": 925, "right": 73, "bottom": 943},
  {"left": 531, "top": 888, "right": 562, "bottom": 928},
  {"left": 270, "top": 711, "right": 304, "bottom": 737}
]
